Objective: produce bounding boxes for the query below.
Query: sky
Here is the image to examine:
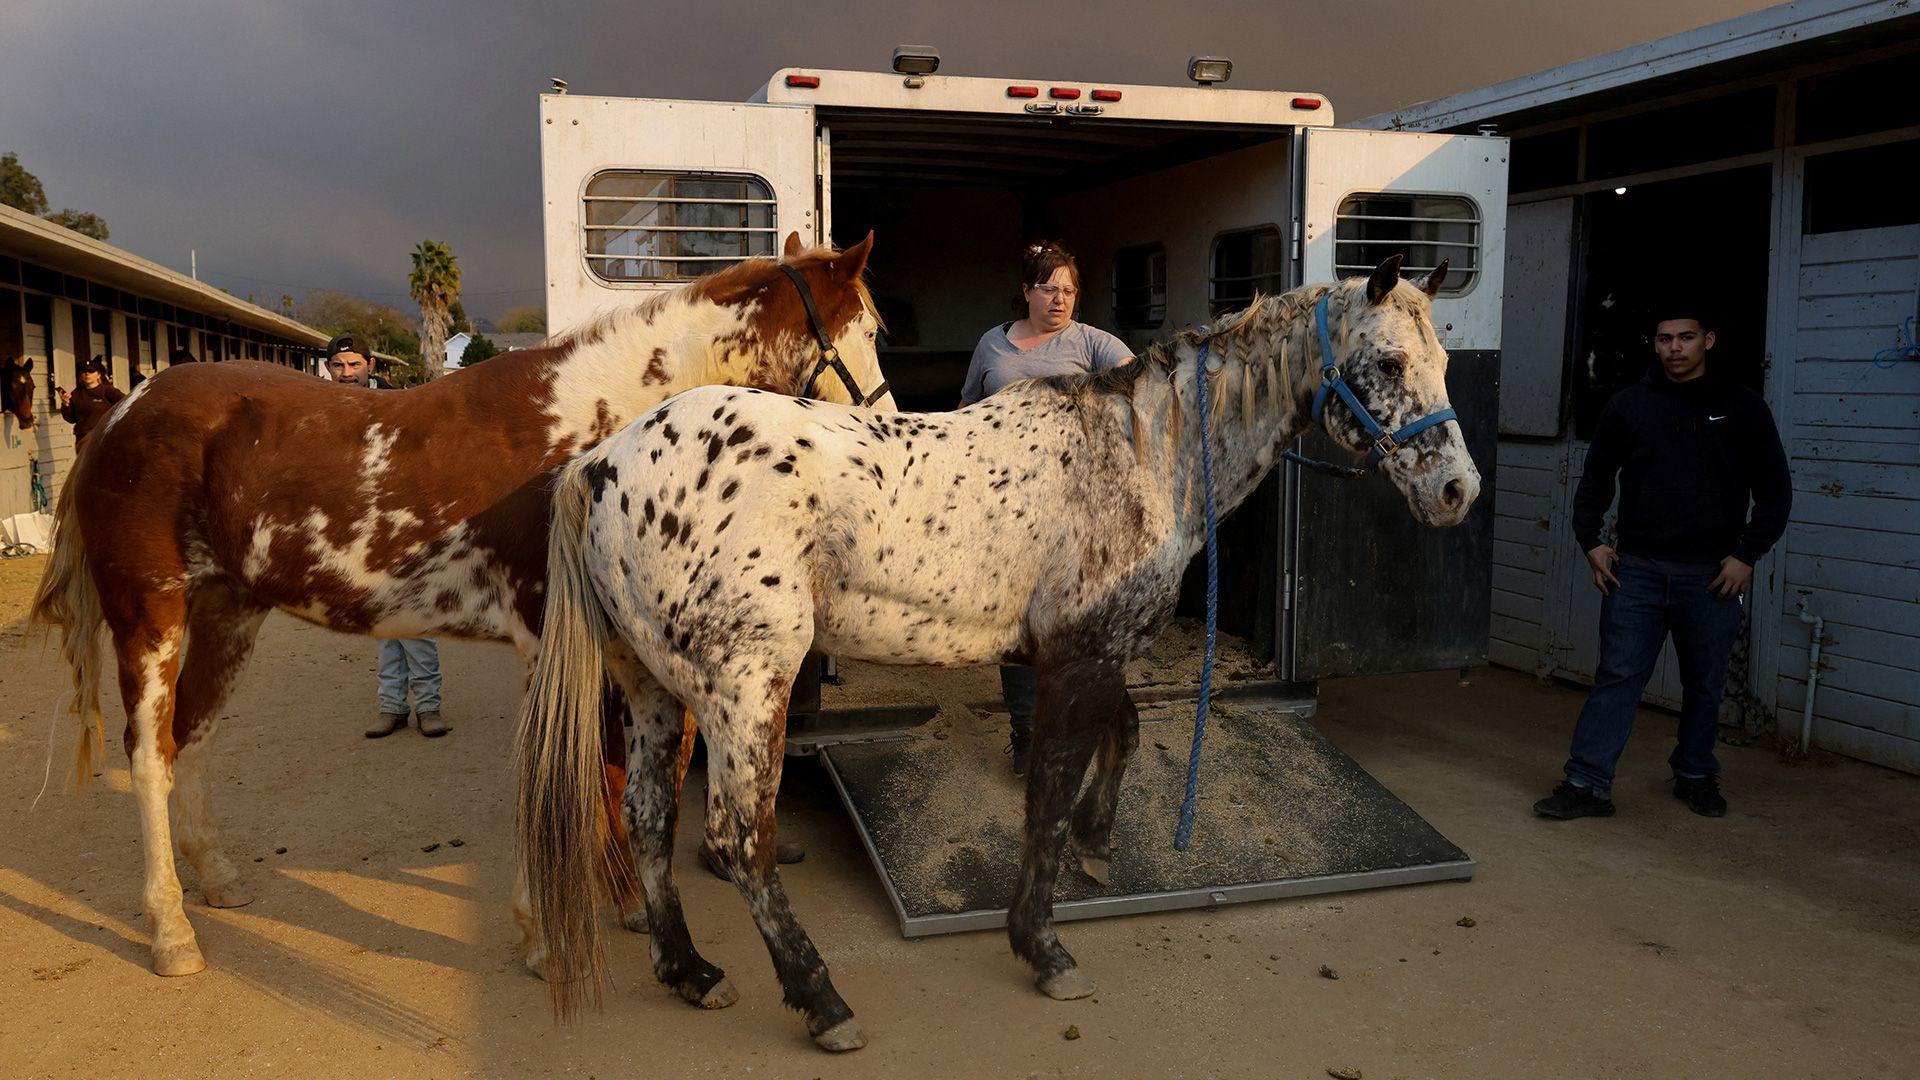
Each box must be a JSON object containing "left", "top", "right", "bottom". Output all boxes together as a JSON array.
[{"left": 1, "top": 0, "right": 1772, "bottom": 323}]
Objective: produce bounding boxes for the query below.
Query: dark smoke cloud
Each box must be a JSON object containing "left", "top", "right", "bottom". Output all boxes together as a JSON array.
[{"left": 1, "top": 0, "right": 1762, "bottom": 320}]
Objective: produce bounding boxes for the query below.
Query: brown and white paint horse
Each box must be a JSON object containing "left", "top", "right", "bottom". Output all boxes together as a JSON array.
[
  {"left": 30, "top": 234, "right": 891, "bottom": 979},
  {"left": 3, "top": 355, "right": 36, "bottom": 431},
  {"left": 518, "top": 258, "right": 1479, "bottom": 1050}
]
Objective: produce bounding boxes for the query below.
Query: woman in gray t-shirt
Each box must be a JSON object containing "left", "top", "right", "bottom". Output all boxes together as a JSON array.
[
  {"left": 959, "top": 241, "right": 1133, "bottom": 775},
  {"left": 959, "top": 241, "right": 1133, "bottom": 406}
]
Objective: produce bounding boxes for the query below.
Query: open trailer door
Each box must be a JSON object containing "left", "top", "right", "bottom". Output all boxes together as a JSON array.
[
  {"left": 1285, "top": 128, "right": 1509, "bottom": 679},
  {"left": 539, "top": 93, "right": 817, "bottom": 335}
]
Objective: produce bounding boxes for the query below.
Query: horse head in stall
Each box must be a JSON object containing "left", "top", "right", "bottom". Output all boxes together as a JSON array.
[{"left": 2, "top": 356, "right": 35, "bottom": 430}]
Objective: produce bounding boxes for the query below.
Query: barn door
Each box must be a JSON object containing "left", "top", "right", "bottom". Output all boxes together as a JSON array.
[
  {"left": 1284, "top": 128, "right": 1509, "bottom": 679},
  {"left": 539, "top": 94, "right": 817, "bottom": 335}
]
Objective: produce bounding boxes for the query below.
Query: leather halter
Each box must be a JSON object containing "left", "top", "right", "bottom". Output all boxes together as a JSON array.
[
  {"left": 777, "top": 263, "right": 890, "bottom": 408},
  {"left": 1310, "top": 291, "right": 1458, "bottom": 467}
]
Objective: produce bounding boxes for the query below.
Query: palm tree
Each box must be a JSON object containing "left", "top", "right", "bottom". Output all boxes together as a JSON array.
[{"left": 408, "top": 240, "right": 461, "bottom": 382}]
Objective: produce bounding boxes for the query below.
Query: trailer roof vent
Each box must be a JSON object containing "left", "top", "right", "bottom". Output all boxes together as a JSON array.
[{"left": 892, "top": 45, "right": 940, "bottom": 76}]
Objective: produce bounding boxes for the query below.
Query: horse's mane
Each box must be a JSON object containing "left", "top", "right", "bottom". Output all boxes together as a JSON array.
[
  {"left": 1021, "top": 284, "right": 1340, "bottom": 466},
  {"left": 545, "top": 245, "right": 877, "bottom": 354}
]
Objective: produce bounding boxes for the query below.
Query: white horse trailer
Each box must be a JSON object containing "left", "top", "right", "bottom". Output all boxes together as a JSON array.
[{"left": 539, "top": 67, "right": 1509, "bottom": 932}]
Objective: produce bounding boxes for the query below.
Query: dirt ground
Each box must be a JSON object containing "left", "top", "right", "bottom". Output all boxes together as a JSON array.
[{"left": 1, "top": 552, "right": 1916, "bottom": 1079}]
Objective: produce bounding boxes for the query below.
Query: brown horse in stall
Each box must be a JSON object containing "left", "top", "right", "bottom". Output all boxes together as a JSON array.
[
  {"left": 3, "top": 355, "right": 36, "bottom": 430},
  {"left": 30, "top": 234, "right": 891, "bottom": 978}
]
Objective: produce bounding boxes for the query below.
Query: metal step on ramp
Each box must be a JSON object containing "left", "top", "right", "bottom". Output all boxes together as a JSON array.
[{"left": 819, "top": 694, "right": 1473, "bottom": 938}]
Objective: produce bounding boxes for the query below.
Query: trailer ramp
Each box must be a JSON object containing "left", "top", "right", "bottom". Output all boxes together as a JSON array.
[{"left": 821, "top": 696, "right": 1472, "bottom": 937}]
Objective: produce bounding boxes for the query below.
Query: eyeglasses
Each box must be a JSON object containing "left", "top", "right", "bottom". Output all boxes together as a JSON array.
[{"left": 1032, "top": 285, "right": 1079, "bottom": 300}]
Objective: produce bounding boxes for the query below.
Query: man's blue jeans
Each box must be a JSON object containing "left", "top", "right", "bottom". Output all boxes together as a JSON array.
[
  {"left": 1564, "top": 554, "right": 1744, "bottom": 798},
  {"left": 378, "top": 638, "right": 442, "bottom": 715}
]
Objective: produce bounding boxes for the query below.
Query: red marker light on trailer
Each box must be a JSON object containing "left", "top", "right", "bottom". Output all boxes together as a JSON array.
[
  {"left": 1049, "top": 87, "right": 1081, "bottom": 100},
  {"left": 785, "top": 74, "right": 820, "bottom": 89},
  {"left": 1291, "top": 97, "right": 1323, "bottom": 110},
  {"left": 1091, "top": 89, "right": 1122, "bottom": 102},
  {"left": 1007, "top": 85, "right": 1039, "bottom": 98}
]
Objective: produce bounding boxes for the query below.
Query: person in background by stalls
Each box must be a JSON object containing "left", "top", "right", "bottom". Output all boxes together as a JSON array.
[
  {"left": 324, "top": 333, "right": 447, "bottom": 738},
  {"left": 57, "top": 355, "right": 126, "bottom": 448},
  {"left": 1534, "top": 305, "right": 1790, "bottom": 821},
  {"left": 959, "top": 240, "right": 1133, "bottom": 775}
]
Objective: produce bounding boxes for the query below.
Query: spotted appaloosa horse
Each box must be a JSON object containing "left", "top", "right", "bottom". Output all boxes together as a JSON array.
[
  {"left": 517, "top": 257, "right": 1480, "bottom": 1050},
  {"left": 3, "top": 355, "right": 35, "bottom": 429},
  {"left": 29, "top": 234, "right": 892, "bottom": 980}
]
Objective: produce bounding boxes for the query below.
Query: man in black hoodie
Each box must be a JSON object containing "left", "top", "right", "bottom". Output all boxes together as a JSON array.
[{"left": 1535, "top": 307, "right": 1790, "bottom": 821}]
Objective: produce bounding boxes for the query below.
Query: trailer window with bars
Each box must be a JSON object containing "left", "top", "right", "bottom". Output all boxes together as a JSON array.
[
  {"left": 584, "top": 171, "right": 777, "bottom": 283},
  {"left": 1112, "top": 243, "right": 1166, "bottom": 329},
  {"left": 1209, "top": 226, "right": 1285, "bottom": 317},
  {"left": 1334, "top": 193, "right": 1478, "bottom": 297}
]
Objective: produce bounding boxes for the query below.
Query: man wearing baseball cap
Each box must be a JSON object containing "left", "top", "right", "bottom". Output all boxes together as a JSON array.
[
  {"left": 57, "top": 355, "right": 127, "bottom": 446},
  {"left": 323, "top": 333, "right": 395, "bottom": 389},
  {"left": 324, "top": 332, "right": 448, "bottom": 737}
]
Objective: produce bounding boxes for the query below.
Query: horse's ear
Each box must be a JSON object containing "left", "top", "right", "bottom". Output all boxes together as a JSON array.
[
  {"left": 1421, "top": 259, "right": 1450, "bottom": 298},
  {"left": 19, "top": 358, "right": 31, "bottom": 372},
  {"left": 831, "top": 230, "right": 875, "bottom": 280},
  {"left": 1367, "top": 254, "right": 1405, "bottom": 305},
  {"left": 783, "top": 231, "right": 806, "bottom": 260}
]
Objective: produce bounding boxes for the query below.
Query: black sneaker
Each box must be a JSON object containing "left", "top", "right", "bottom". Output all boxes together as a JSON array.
[
  {"left": 1007, "top": 727, "right": 1032, "bottom": 777},
  {"left": 1673, "top": 775, "right": 1727, "bottom": 817},
  {"left": 1533, "top": 781, "right": 1615, "bottom": 820}
]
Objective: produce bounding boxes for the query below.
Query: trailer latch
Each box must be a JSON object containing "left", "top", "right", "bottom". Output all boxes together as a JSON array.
[
  {"left": 1023, "top": 101, "right": 1060, "bottom": 114},
  {"left": 1064, "top": 103, "right": 1105, "bottom": 116}
]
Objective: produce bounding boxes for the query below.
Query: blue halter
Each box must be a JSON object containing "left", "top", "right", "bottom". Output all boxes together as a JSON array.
[{"left": 1310, "top": 292, "right": 1458, "bottom": 466}]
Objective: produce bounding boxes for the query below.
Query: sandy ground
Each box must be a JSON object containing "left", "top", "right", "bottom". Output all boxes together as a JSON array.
[{"left": 1, "top": 552, "right": 1916, "bottom": 1079}]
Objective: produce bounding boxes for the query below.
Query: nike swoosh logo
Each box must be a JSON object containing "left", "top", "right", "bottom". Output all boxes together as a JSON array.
[{"left": 1707, "top": 415, "right": 1727, "bottom": 421}]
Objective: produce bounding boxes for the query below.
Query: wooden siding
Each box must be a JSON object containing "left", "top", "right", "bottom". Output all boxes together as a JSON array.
[
  {"left": 1489, "top": 438, "right": 1559, "bottom": 673},
  {"left": 1775, "top": 225, "right": 1920, "bottom": 773}
]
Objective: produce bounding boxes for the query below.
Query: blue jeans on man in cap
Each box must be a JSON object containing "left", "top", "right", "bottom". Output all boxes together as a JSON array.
[
  {"left": 1563, "top": 554, "right": 1744, "bottom": 798},
  {"left": 378, "top": 638, "right": 442, "bottom": 715}
]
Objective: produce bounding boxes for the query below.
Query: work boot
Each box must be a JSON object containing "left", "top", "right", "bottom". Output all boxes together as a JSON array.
[
  {"left": 1007, "top": 726, "right": 1033, "bottom": 777},
  {"left": 700, "top": 839, "right": 806, "bottom": 880},
  {"left": 1532, "top": 781, "right": 1615, "bottom": 820},
  {"left": 1673, "top": 774, "right": 1727, "bottom": 817},
  {"left": 416, "top": 710, "right": 449, "bottom": 738},
  {"left": 366, "top": 711, "right": 409, "bottom": 738}
]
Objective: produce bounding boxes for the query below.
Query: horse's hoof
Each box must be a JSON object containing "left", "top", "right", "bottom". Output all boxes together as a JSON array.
[
  {"left": 523, "top": 958, "right": 550, "bottom": 982},
  {"left": 699, "top": 977, "right": 738, "bottom": 1009},
  {"left": 675, "top": 976, "right": 737, "bottom": 1009},
  {"left": 1077, "top": 852, "right": 1112, "bottom": 887},
  {"left": 620, "top": 909, "right": 650, "bottom": 934},
  {"left": 812, "top": 1018, "right": 867, "bottom": 1052},
  {"left": 1038, "top": 967, "right": 1095, "bottom": 1001},
  {"left": 200, "top": 881, "right": 254, "bottom": 909},
  {"left": 152, "top": 941, "right": 206, "bottom": 977}
]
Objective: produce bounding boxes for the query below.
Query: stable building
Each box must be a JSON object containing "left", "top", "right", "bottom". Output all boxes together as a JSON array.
[
  {"left": 0, "top": 204, "right": 329, "bottom": 518},
  {"left": 1357, "top": 0, "right": 1920, "bottom": 773}
]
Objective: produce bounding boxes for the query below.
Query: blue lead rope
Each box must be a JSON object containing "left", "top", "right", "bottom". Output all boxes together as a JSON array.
[{"left": 1174, "top": 336, "right": 1219, "bottom": 853}]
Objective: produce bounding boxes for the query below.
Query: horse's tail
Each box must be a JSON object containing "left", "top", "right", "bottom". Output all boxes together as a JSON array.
[
  {"left": 517, "top": 453, "right": 615, "bottom": 1018},
  {"left": 28, "top": 469, "right": 108, "bottom": 788}
]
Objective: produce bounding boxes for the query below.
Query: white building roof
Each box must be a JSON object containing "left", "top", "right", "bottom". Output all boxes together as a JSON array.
[
  {"left": 1353, "top": 0, "right": 1913, "bottom": 133},
  {"left": 0, "top": 203, "right": 329, "bottom": 346}
]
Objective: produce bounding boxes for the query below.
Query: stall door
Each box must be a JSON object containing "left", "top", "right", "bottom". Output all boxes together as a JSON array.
[{"left": 1286, "top": 128, "right": 1509, "bottom": 678}]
